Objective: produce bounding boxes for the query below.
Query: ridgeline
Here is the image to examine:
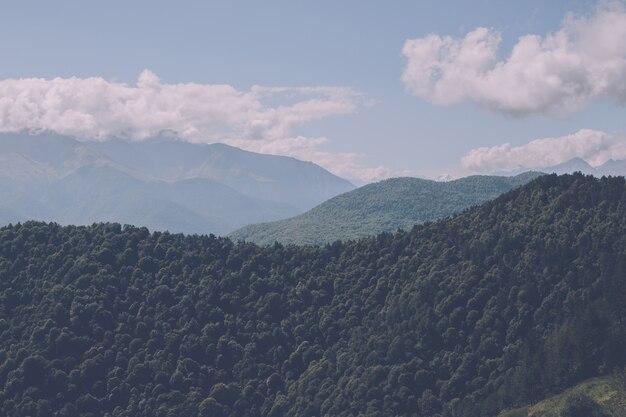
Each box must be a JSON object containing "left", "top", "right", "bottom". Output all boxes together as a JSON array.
[{"left": 230, "top": 172, "right": 542, "bottom": 246}]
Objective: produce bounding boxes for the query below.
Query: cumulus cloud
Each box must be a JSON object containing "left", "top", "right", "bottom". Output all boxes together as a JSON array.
[
  {"left": 0, "top": 70, "right": 391, "bottom": 181},
  {"left": 0, "top": 70, "right": 358, "bottom": 141},
  {"left": 461, "top": 129, "right": 626, "bottom": 172},
  {"left": 401, "top": 1, "right": 626, "bottom": 116}
]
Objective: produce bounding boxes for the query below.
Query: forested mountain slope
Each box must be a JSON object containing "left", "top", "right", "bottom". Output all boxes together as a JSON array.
[
  {"left": 230, "top": 172, "right": 542, "bottom": 245},
  {"left": 0, "top": 174, "right": 624, "bottom": 417}
]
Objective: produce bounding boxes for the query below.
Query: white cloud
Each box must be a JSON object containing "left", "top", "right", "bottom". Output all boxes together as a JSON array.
[
  {"left": 461, "top": 129, "right": 626, "bottom": 172},
  {"left": 0, "top": 71, "right": 362, "bottom": 141},
  {"left": 0, "top": 70, "right": 389, "bottom": 181},
  {"left": 401, "top": 1, "right": 626, "bottom": 116}
]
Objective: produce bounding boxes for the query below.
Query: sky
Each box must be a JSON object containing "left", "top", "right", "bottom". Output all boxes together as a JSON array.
[{"left": 1, "top": 0, "right": 625, "bottom": 182}]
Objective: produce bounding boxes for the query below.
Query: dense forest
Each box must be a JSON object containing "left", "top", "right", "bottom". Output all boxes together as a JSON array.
[
  {"left": 230, "top": 172, "right": 542, "bottom": 245},
  {"left": 0, "top": 173, "right": 624, "bottom": 417}
]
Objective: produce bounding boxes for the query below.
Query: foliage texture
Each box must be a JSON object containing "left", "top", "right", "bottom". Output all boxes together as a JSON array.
[
  {"left": 0, "top": 174, "right": 624, "bottom": 417},
  {"left": 230, "top": 172, "right": 542, "bottom": 245}
]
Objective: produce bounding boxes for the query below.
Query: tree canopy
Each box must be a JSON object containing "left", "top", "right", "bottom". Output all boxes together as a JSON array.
[
  {"left": 0, "top": 173, "right": 624, "bottom": 417},
  {"left": 230, "top": 172, "right": 542, "bottom": 245}
]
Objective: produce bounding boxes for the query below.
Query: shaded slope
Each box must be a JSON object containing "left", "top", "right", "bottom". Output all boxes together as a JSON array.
[
  {"left": 0, "top": 174, "right": 624, "bottom": 417},
  {"left": 230, "top": 171, "right": 542, "bottom": 245}
]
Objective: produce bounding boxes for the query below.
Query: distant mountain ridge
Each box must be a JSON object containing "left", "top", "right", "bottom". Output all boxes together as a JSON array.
[
  {"left": 230, "top": 171, "right": 543, "bottom": 245},
  {"left": 0, "top": 133, "right": 354, "bottom": 234},
  {"left": 88, "top": 138, "right": 354, "bottom": 210},
  {"left": 495, "top": 157, "right": 626, "bottom": 177}
]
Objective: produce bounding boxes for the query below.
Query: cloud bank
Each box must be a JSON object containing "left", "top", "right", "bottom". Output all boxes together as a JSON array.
[
  {"left": 461, "top": 129, "right": 626, "bottom": 173},
  {"left": 402, "top": 1, "right": 626, "bottom": 116},
  {"left": 0, "top": 70, "right": 390, "bottom": 181}
]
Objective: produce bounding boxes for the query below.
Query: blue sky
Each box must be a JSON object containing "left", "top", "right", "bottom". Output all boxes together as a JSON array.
[{"left": 1, "top": 0, "right": 625, "bottom": 181}]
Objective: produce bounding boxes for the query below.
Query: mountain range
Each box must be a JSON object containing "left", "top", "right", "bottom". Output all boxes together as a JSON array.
[
  {"left": 0, "top": 133, "right": 354, "bottom": 235},
  {"left": 497, "top": 157, "right": 626, "bottom": 177},
  {"left": 3, "top": 133, "right": 625, "bottom": 243},
  {"left": 230, "top": 172, "right": 543, "bottom": 245}
]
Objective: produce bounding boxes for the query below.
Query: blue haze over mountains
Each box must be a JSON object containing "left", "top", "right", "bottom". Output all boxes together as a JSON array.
[
  {"left": 497, "top": 157, "right": 626, "bottom": 177},
  {"left": 0, "top": 133, "right": 354, "bottom": 235},
  {"left": 2, "top": 133, "right": 626, "bottom": 238},
  {"left": 546, "top": 157, "right": 626, "bottom": 176}
]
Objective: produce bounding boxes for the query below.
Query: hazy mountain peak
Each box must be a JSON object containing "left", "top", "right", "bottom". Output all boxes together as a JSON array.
[
  {"left": 87, "top": 136, "right": 354, "bottom": 209},
  {"left": 1, "top": 133, "right": 98, "bottom": 180},
  {"left": 0, "top": 132, "right": 354, "bottom": 234}
]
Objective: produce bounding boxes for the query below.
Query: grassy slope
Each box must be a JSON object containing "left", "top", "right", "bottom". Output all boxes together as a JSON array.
[{"left": 499, "top": 374, "right": 626, "bottom": 417}]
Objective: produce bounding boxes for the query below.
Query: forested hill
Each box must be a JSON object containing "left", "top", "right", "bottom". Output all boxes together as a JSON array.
[
  {"left": 0, "top": 174, "right": 625, "bottom": 417},
  {"left": 229, "top": 172, "right": 542, "bottom": 245}
]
